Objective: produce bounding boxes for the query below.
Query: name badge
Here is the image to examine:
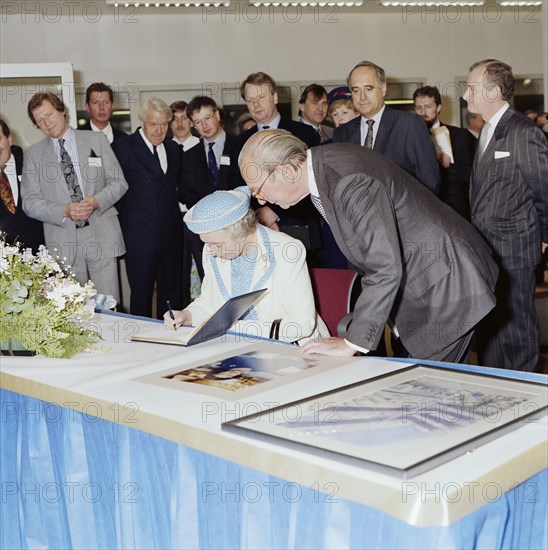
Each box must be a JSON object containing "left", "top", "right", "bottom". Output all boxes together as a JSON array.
[
  {"left": 88, "top": 157, "right": 102, "bottom": 167},
  {"left": 220, "top": 155, "right": 231, "bottom": 166}
]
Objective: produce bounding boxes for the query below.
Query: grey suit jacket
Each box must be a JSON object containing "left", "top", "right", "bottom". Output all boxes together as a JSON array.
[
  {"left": 312, "top": 144, "right": 498, "bottom": 358},
  {"left": 22, "top": 129, "right": 128, "bottom": 264},
  {"left": 470, "top": 105, "right": 548, "bottom": 270}
]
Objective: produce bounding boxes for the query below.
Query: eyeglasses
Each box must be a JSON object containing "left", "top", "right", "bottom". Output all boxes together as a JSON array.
[
  {"left": 250, "top": 169, "right": 273, "bottom": 201},
  {"left": 192, "top": 114, "right": 216, "bottom": 127}
]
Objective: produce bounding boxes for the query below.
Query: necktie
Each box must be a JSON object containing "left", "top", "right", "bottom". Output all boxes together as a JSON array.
[
  {"left": 317, "top": 128, "right": 324, "bottom": 142},
  {"left": 152, "top": 144, "right": 161, "bottom": 168},
  {"left": 262, "top": 126, "right": 270, "bottom": 130},
  {"left": 364, "top": 119, "right": 375, "bottom": 149},
  {"left": 59, "top": 139, "right": 83, "bottom": 203},
  {"left": 310, "top": 194, "right": 328, "bottom": 224},
  {"left": 477, "top": 121, "right": 491, "bottom": 160},
  {"left": 0, "top": 170, "right": 16, "bottom": 214},
  {"left": 59, "top": 138, "right": 86, "bottom": 228},
  {"left": 208, "top": 142, "right": 219, "bottom": 185}
]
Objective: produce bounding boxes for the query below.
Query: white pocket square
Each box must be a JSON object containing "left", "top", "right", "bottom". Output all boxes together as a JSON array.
[{"left": 494, "top": 151, "right": 510, "bottom": 159}]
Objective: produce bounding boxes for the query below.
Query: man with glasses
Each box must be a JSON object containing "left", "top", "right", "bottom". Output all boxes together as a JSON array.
[
  {"left": 112, "top": 97, "right": 183, "bottom": 318},
  {"left": 241, "top": 129, "right": 498, "bottom": 364},
  {"left": 178, "top": 96, "right": 234, "bottom": 306}
]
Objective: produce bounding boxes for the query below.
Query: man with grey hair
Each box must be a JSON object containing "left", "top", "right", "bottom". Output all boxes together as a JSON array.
[
  {"left": 464, "top": 59, "right": 548, "bottom": 371},
  {"left": 239, "top": 129, "right": 498, "bottom": 363},
  {"left": 333, "top": 60, "right": 440, "bottom": 195},
  {"left": 112, "top": 97, "right": 183, "bottom": 318}
]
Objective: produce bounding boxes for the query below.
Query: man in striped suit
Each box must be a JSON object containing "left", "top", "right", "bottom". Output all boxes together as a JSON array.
[{"left": 464, "top": 59, "right": 548, "bottom": 372}]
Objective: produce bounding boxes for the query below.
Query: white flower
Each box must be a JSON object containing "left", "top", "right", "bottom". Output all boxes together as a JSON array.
[
  {"left": 1, "top": 244, "right": 19, "bottom": 257},
  {"left": 21, "top": 248, "right": 34, "bottom": 263}
]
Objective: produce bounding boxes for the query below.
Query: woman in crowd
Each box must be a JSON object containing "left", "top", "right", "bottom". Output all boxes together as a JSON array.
[
  {"left": 327, "top": 86, "right": 359, "bottom": 128},
  {"left": 164, "top": 187, "right": 328, "bottom": 343}
]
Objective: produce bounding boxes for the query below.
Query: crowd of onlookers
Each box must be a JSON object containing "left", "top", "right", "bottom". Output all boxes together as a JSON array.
[{"left": 1, "top": 58, "right": 546, "bottom": 370}]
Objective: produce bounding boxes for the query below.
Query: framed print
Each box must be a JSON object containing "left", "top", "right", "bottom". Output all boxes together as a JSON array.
[
  {"left": 133, "top": 341, "right": 359, "bottom": 401},
  {"left": 222, "top": 365, "right": 548, "bottom": 478}
]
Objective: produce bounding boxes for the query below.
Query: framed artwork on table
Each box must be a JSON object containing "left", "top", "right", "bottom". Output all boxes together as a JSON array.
[{"left": 222, "top": 365, "right": 548, "bottom": 478}]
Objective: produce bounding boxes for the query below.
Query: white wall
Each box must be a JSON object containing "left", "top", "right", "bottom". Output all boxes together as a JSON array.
[{"left": 0, "top": 1, "right": 544, "bottom": 132}]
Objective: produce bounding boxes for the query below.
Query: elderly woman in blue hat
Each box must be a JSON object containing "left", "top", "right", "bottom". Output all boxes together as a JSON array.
[{"left": 164, "top": 186, "right": 328, "bottom": 343}]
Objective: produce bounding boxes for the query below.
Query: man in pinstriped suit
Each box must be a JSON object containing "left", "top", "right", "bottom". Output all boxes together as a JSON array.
[{"left": 464, "top": 59, "right": 548, "bottom": 372}]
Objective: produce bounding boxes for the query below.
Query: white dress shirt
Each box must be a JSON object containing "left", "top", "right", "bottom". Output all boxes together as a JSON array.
[
  {"left": 360, "top": 105, "right": 385, "bottom": 148},
  {"left": 90, "top": 120, "right": 114, "bottom": 144},
  {"left": 139, "top": 128, "right": 167, "bottom": 173}
]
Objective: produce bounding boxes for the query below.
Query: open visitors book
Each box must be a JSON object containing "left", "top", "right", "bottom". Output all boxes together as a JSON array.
[{"left": 131, "top": 289, "right": 267, "bottom": 347}]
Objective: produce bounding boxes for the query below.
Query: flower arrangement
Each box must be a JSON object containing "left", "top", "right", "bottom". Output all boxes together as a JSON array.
[{"left": 0, "top": 237, "right": 100, "bottom": 358}]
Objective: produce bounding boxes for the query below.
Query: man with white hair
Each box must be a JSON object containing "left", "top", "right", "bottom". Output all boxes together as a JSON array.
[{"left": 112, "top": 97, "right": 183, "bottom": 318}]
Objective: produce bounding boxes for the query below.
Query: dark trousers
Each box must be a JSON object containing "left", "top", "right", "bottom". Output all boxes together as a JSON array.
[
  {"left": 391, "top": 330, "right": 473, "bottom": 364},
  {"left": 475, "top": 267, "right": 539, "bottom": 372},
  {"left": 440, "top": 180, "right": 470, "bottom": 221},
  {"left": 125, "top": 245, "right": 182, "bottom": 319}
]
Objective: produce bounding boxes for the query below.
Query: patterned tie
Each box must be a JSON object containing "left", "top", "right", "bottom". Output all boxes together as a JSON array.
[
  {"left": 364, "top": 119, "right": 375, "bottom": 149},
  {"left": 59, "top": 138, "right": 83, "bottom": 203},
  {"left": 310, "top": 194, "right": 328, "bottom": 224},
  {"left": 59, "top": 138, "right": 85, "bottom": 227},
  {"left": 477, "top": 121, "right": 491, "bottom": 160},
  {"left": 208, "top": 142, "right": 219, "bottom": 185},
  {"left": 0, "top": 170, "right": 16, "bottom": 214}
]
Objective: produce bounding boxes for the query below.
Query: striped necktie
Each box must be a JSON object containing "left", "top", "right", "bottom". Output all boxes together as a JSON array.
[
  {"left": 310, "top": 194, "right": 328, "bottom": 223},
  {"left": 364, "top": 119, "right": 375, "bottom": 149}
]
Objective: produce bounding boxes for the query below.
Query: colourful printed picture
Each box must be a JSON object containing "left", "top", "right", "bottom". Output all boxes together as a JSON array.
[{"left": 165, "top": 351, "right": 323, "bottom": 392}]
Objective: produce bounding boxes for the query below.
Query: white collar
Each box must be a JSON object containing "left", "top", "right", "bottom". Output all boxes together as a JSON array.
[
  {"left": 306, "top": 150, "right": 319, "bottom": 197},
  {"left": 485, "top": 102, "right": 510, "bottom": 129}
]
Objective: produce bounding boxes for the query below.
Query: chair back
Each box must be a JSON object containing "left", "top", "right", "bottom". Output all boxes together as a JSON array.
[{"left": 309, "top": 268, "right": 360, "bottom": 337}]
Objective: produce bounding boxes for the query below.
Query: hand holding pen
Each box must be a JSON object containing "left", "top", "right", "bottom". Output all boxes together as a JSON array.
[{"left": 163, "top": 302, "right": 192, "bottom": 331}]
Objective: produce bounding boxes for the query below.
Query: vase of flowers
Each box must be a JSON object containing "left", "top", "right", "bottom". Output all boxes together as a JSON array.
[{"left": 0, "top": 237, "right": 100, "bottom": 358}]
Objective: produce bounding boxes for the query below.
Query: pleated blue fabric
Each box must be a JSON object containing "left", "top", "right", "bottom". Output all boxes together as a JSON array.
[{"left": 1, "top": 388, "right": 546, "bottom": 549}]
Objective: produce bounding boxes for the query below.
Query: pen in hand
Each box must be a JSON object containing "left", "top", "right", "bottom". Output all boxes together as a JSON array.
[{"left": 167, "top": 300, "right": 177, "bottom": 331}]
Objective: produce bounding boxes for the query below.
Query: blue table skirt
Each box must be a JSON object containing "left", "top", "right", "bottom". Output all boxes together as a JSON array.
[{"left": 1, "top": 388, "right": 546, "bottom": 550}]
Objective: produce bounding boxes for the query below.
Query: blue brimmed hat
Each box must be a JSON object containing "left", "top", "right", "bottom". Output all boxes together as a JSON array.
[
  {"left": 184, "top": 186, "right": 251, "bottom": 234},
  {"left": 327, "top": 86, "right": 352, "bottom": 105}
]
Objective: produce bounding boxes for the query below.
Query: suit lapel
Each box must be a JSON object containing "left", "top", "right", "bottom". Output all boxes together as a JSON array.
[
  {"left": 473, "top": 107, "right": 513, "bottom": 185},
  {"left": 134, "top": 130, "right": 164, "bottom": 174},
  {"left": 41, "top": 138, "right": 72, "bottom": 202},
  {"left": 373, "top": 107, "right": 394, "bottom": 154}
]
